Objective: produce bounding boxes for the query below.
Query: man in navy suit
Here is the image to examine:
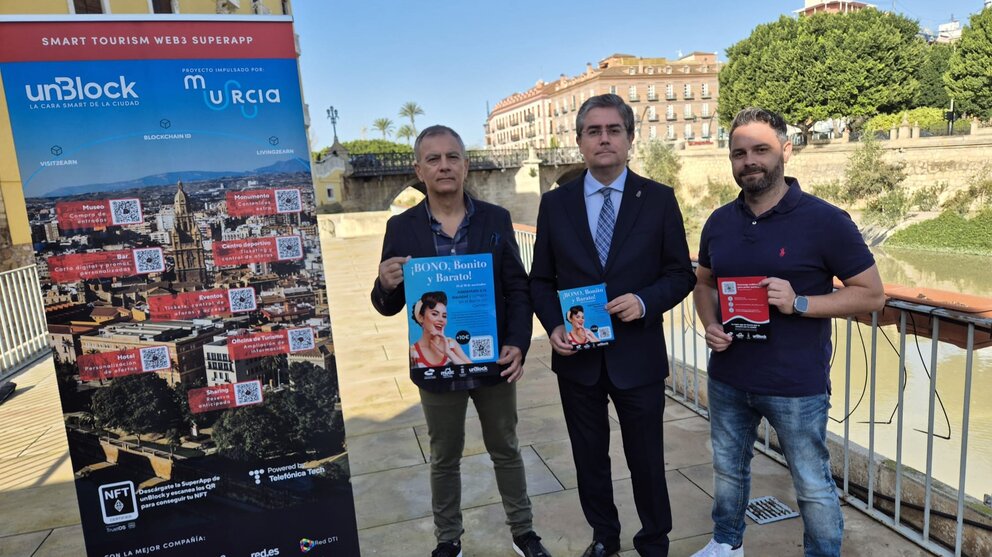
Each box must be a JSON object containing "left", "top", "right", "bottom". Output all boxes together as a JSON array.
[
  {"left": 372, "top": 125, "right": 551, "bottom": 557},
  {"left": 529, "top": 95, "right": 696, "bottom": 557}
]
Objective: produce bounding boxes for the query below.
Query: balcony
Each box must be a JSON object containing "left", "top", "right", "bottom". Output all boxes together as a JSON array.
[
  {"left": 701, "top": 92, "right": 712, "bottom": 99},
  {"left": 647, "top": 94, "right": 658, "bottom": 102},
  {"left": 666, "top": 94, "right": 676, "bottom": 100},
  {"left": 666, "top": 114, "right": 677, "bottom": 121},
  {"left": 648, "top": 115, "right": 659, "bottom": 122},
  {"left": 684, "top": 114, "right": 697, "bottom": 121},
  {"left": 701, "top": 113, "right": 713, "bottom": 119},
  {"left": 629, "top": 95, "right": 640, "bottom": 102},
  {"left": 684, "top": 93, "right": 695, "bottom": 100}
]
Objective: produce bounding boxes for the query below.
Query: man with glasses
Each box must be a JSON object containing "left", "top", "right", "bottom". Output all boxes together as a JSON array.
[{"left": 530, "top": 94, "right": 696, "bottom": 556}]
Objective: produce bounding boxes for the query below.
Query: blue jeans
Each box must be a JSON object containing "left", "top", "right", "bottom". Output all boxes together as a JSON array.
[{"left": 707, "top": 378, "right": 843, "bottom": 557}]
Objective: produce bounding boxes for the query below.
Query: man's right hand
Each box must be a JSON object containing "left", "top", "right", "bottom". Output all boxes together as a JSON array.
[
  {"left": 549, "top": 325, "right": 576, "bottom": 356},
  {"left": 378, "top": 256, "right": 411, "bottom": 292},
  {"left": 704, "top": 322, "right": 733, "bottom": 352}
]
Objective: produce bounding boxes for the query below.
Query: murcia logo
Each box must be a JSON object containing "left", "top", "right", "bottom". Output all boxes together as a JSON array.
[
  {"left": 25, "top": 76, "right": 138, "bottom": 102},
  {"left": 183, "top": 74, "right": 281, "bottom": 119},
  {"left": 98, "top": 481, "right": 139, "bottom": 524}
]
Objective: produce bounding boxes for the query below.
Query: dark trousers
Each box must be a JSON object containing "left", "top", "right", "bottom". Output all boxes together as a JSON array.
[{"left": 558, "top": 363, "right": 671, "bottom": 557}]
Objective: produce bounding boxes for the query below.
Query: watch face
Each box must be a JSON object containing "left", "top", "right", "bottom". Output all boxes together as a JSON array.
[{"left": 794, "top": 296, "right": 809, "bottom": 314}]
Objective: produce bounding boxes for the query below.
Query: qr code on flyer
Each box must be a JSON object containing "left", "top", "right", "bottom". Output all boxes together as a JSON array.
[
  {"left": 597, "top": 327, "right": 612, "bottom": 340},
  {"left": 234, "top": 381, "right": 263, "bottom": 406},
  {"left": 139, "top": 346, "right": 170, "bottom": 372},
  {"left": 227, "top": 287, "right": 257, "bottom": 313},
  {"left": 287, "top": 328, "right": 315, "bottom": 352},
  {"left": 133, "top": 248, "right": 165, "bottom": 274},
  {"left": 276, "top": 236, "right": 303, "bottom": 260},
  {"left": 721, "top": 281, "right": 737, "bottom": 295},
  {"left": 109, "top": 199, "right": 142, "bottom": 225},
  {"left": 469, "top": 336, "right": 494, "bottom": 360},
  {"left": 275, "top": 189, "right": 302, "bottom": 213}
]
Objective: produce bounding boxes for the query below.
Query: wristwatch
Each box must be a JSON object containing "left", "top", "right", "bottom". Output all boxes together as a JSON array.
[{"left": 793, "top": 295, "right": 809, "bottom": 316}]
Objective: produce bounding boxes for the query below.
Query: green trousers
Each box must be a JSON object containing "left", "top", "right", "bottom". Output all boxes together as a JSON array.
[{"left": 419, "top": 380, "right": 534, "bottom": 542}]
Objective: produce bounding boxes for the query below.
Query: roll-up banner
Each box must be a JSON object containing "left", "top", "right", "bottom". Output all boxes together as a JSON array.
[{"left": 0, "top": 17, "right": 360, "bottom": 556}]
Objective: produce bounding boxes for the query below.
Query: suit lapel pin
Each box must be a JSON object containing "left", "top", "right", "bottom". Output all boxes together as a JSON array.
[{"left": 636, "top": 190, "right": 642, "bottom": 198}]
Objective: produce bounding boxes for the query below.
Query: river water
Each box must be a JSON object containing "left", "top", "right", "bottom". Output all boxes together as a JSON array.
[{"left": 825, "top": 247, "right": 992, "bottom": 501}]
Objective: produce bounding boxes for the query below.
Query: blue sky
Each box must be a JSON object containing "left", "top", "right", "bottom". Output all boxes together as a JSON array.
[{"left": 294, "top": 0, "right": 986, "bottom": 150}]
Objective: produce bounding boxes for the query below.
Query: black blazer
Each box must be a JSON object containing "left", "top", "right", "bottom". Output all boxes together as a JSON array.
[
  {"left": 529, "top": 169, "right": 696, "bottom": 389},
  {"left": 371, "top": 198, "right": 533, "bottom": 361}
]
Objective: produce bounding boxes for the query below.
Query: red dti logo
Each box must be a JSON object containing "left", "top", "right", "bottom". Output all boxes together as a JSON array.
[{"left": 779, "top": 247, "right": 786, "bottom": 257}]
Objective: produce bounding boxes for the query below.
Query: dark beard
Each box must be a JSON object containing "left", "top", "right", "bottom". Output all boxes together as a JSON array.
[{"left": 735, "top": 158, "right": 785, "bottom": 195}]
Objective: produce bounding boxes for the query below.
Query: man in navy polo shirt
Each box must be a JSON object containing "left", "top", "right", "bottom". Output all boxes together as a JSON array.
[{"left": 690, "top": 108, "right": 885, "bottom": 557}]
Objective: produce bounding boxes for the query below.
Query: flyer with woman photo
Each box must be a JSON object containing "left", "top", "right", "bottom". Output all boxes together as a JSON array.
[{"left": 403, "top": 254, "right": 500, "bottom": 387}]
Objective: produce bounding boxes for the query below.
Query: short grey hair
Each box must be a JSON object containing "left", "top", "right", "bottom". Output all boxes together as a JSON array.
[
  {"left": 575, "top": 94, "right": 635, "bottom": 142},
  {"left": 414, "top": 125, "right": 467, "bottom": 161},
  {"left": 729, "top": 107, "right": 789, "bottom": 145}
]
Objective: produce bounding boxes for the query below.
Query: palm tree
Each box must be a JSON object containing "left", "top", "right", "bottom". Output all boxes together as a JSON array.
[
  {"left": 399, "top": 102, "right": 425, "bottom": 135},
  {"left": 372, "top": 117, "right": 394, "bottom": 139},
  {"left": 396, "top": 124, "right": 416, "bottom": 145}
]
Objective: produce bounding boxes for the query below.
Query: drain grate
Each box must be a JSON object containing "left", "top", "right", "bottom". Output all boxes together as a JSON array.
[{"left": 745, "top": 496, "right": 800, "bottom": 525}]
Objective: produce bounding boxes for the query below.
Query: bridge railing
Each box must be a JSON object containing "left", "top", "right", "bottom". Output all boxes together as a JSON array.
[
  {"left": 0, "top": 264, "right": 50, "bottom": 380},
  {"left": 348, "top": 147, "right": 584, "bottom": 177},
  {"left": 511, "top": 226, "right": 992, "bottom": 557}
]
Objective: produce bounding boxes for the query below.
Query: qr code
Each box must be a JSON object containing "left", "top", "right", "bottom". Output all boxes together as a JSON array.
[
  {"left": 287, "top": 328, "right": 315, "bottom": 352},
  {"left": 276, "top": 236, "right": 303, "bottom": 260},
  {"left": 139, "top": 346, "right": 170, "bottom": 372},
  {"left": 234, "top": 380, "right": 263, "bottom": 406},
  {"left": 274, "top": 189, "right": 302, "bottom": 213},
  {"left": 227, "top": 287, "right": 257, "bottom": 313},
  {"left": 109, "top": 199, "right": 143, "bottom": 225},
  {"left": 721, "top": 281, "right": 738, "bottom": 295},
  {"left": 133, "top": 248, "right": 165, "bottom": 274},
  {"left": 469, "top": 336, "right": 494, "bottom": 360},
  {"left": 597, "top": 327, "right": 612, "bottom": 340}
]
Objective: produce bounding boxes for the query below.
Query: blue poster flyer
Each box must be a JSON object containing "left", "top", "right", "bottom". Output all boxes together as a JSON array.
[
  {"left": 558, "top": 283, "right": 614, "bottom": 349},
  {"left": 404, "top": 254, "right": 500, "bottom": 389}
]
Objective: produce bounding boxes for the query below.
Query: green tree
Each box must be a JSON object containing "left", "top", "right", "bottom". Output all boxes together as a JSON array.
[
  {"left": 325, "top": 139, "right": 412, "bottom": 156},
  {"left": 90, "top": 374, "right": 182, "bottom": 436},
  {"left": 212, "top": 392, "right": 295, "bottom": 461},
  {"left": 372, "top": 117, "right": 395, "bottom": 139},
  {"left": 915, "top": 42, "right": 953, "bottom": 109},
  {"left": 639, "top": 141, "right": 682, "bottom": 189},
  {"left": 284, "top": 362, "right": 344, "bottom": 453},
  {"left": 398, "top": 102, "right": 425, "bottom": 135},
  {"left": 396, "top": 124, "right": 416, "bottom": 145},
  {"left": 945, "top": 8, "right": 992, "bottom": 120},
  {"left": 719, "top": 11, "right": 923, "bottom": 139}
]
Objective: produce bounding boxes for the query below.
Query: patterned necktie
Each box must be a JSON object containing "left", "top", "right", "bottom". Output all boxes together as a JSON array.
[{"left": 594, "top": 187, "right": 615, "bottom": 266}]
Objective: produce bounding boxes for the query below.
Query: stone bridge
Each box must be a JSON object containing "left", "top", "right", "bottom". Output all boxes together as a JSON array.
[{"left": 318, "top": 147, "right": 586, "bottom": 225}]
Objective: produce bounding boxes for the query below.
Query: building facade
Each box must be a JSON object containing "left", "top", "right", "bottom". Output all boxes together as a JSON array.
[
  {"left": 486, "top": 52, "right": 723, "bottom": 151},
  {"left": 795, "top": 0, "right": 873, "bottom": 16}
]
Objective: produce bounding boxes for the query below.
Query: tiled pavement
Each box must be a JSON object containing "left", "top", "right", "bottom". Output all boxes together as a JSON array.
[{"left": 0, "top": 220, "right": 929, "bottom": 556}]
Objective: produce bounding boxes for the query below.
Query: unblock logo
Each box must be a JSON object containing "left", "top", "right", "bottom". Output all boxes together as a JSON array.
[
  {"left": 25, "top": 76, "right": 138, "bottom": 102},
  {"left": 183, "top": 74, "right": 281, "bottom": 119}
]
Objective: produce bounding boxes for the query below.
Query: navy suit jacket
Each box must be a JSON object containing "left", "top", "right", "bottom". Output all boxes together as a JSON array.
[
  {"left": 371, "top": 198, "right": 533, "bottom": 367},
  {"left": 529, "top": 169, "right": 696, "bottom": 389}
]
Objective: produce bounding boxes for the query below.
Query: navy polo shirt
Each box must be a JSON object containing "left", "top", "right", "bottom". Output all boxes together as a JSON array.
[{"left": 698, "top": 178, "right": 875, "bottom": 397}]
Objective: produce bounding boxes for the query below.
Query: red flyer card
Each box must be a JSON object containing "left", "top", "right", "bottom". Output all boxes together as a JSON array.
[
  {"left": 212, "top": 235, "right": 303, "bottom": 267},
  {"left": 148, "top": 287, "right": 256, "bottom": 320},
  {"left": 55, "top": 198, "right": 144, "bottom": 230},
  {"left": 226, "top": 188, "right": 302, "bottom": 217},
  {"left": 48, "top": 247, "right": 164, "bottom": 283},
  {"left": 226, "top": 327, "right": 315, "bottom": 361},
  {"left": 718, "top": 276, "right": 770, "bottom": 341},
  {"left": 187, "top": 380, "right": 263, "bottom": 414},
  {"left": 77, "top": 345, "right": 171, "bottom": 381}
]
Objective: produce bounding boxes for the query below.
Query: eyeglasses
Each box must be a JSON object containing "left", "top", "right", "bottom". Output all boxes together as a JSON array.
[{"left": 581, "top": 125, "right": 626, "bottom": 138}]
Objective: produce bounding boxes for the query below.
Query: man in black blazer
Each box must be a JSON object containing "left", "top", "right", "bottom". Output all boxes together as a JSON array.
[
  {"left": 371, "top": 125, "right": 551, "bottom": 557},
  {"left": 530, "top": 95, "right": 696, "bottom": 557}
]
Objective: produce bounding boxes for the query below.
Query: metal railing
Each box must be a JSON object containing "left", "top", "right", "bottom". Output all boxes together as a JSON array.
[
  {"left": 0, "top": 264, "right": 50, "bottom": 379},
  {"left": 511, "top": 228, "right": 992, "bottom": 556},
  {"left": 348, "top": 148, "right": 584, "bottom": 177}
]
